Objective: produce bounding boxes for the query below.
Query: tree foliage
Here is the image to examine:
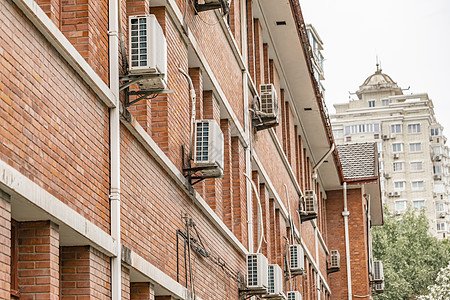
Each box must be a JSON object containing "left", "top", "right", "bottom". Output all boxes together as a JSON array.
[
  {"left": 417, "top": 263, "right": 450, "bottom": 300},
  {"left": 372, "top": 208, "right": 450, "bottom": 299}
]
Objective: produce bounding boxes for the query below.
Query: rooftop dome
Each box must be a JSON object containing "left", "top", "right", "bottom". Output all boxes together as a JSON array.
[{"left": 357, "top": 64, "right": 403, "bottom": 98}]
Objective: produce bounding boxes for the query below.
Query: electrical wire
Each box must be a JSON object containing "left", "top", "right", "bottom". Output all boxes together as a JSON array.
[
  {"left": 189, "top": 0, "right": 224, "bottom": 26},
  {"left": 243, "top": 172, "right": 264, "bottom": 253}
]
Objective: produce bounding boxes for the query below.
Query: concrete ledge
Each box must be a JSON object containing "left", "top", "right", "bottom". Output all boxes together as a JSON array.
[{"left": 0, "top": 160, "right": 117, "bottom": 256}]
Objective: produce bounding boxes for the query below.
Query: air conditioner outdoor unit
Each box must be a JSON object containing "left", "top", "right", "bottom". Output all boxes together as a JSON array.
[
  {"left": 289, "top": 244, "right": 305, "bottom": 275},
  {"left": 373, "top": 261, "right": 384, "bottom": 283},
  {"left": 433, "top": 155, "right": 443, "bottom": 161},
  {"left": 267, "top": 264, "right": 286, "bottom": 299},
  {"left": 194, "top": 120, "right": 224, "bottom": 178},
  {"left": 259, "top": 84, "right": 278, "bottom": 119},
  {"left": 195, "top": 0, "right": 231, "bottom": 14},
  {"left": 434, "top": 175, "right": 442, "bottom": 181},
  {"left": 330, "top": 250, "right": 340, "bottom": 269},
  {"left": 388, "top": 192, "right": 394, "bottom": 197},
  {"left": 384, "top": 173, "right": 391, "bottom": 179},
  {"left": 393, "top": 153, "right": 400, "bottom": 159},
  {"left": 393, "top": 192, "right": 400, "bottom": 197},
  {"left": 382, "top": 135, "right": 389, "bottom": 140},
  {"left": 303, "top": 190, "right": 317, "bottom": 214},
  {"left": 287, "top": 291, "right": 302, "bottom": 300},
  {"left": 129, "top": 15, "right": 167, "bottom": 91},
  {"left": 374, "top": 280, "right": 385, "bottom": 293},
  {"left": 440, "top": 212, "right": 446, "bottom": 218},
  {"left": 247, "top": 253, "right": 269, "bottom": 291}
]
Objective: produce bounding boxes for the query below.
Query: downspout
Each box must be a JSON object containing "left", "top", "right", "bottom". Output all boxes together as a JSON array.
[
  {"left": 343, "top": 182, "right": 352, "bottom": 300},
  {"left": 108, "top": 0, "right": 121, "bottom": 299},
  {"left": 241, "top": 0, "right": 253, "bottom": 253}
]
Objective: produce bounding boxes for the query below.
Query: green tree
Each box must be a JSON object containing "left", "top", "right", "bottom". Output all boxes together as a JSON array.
[
  {"left": 417, "top": 262, "right": 450, "bottom": 300},
  {"left": 372, "top": 208, "right": 450, "bottom": 300}
]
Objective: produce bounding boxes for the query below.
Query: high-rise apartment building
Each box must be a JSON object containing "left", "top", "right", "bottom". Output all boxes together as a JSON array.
[{"left": 331, "top": 66, "right": 450, "bottom": 239}]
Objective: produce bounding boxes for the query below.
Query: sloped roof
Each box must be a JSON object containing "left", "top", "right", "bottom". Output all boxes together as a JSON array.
[{"left": 337, "top": 143, "right": 378, "bottom": 181}]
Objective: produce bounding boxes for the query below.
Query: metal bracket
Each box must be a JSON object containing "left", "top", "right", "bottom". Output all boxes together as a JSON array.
[
  {"left": 299, "top": 212, "right": 317, "bottom": 223},
  {"left": 119, "top": 74, "right": 173, "bottom": 107},
  {"left": 194, "top": 0, "right": 229, "bottom": 15}
]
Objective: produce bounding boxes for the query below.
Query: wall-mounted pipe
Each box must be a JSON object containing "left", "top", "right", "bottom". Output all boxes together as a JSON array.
[
  {"left": 178, "top": 68, "right": 196, "bottom": 159},
  {"left": 108, "top": 0, "right": 121, "bottom": 299},
  {"left": 343, "top": 182, "right": 352, "bottom": 300},
  {"left": 244, "top": 173, "right": 264, "bottom": 253}
]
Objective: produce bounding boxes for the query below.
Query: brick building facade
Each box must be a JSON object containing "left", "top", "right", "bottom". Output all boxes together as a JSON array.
[{"left": 0, "top": 0, "right": 382, "bottom": 299}]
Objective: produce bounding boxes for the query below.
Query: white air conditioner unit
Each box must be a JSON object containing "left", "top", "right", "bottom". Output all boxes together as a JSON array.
[
  {"left": 373, "top": 261, "right": 384, "bottom": 283},
  {"left": 194, "top": 120, "right": 224, "bottom": 178},
  {"left": 287, "top": 291, "right": 302, "bottom": 300},
  {"left": 384, "top": 173, "right": 391, "bottom": 179},
  {"left": 289, "top": 244, "right": 305, "bottom": 275},
  {"left": 393, "top": 153, "right": 400, "bottom": 159},
  {"left": 393, "top": 192, "right": 400, "bottom": 197},
  {"left": 129, "top": 15, "right": 167, "bottom": 90},
  {"left": 395, "top": 210, "right": 401, "bottom": 216},
  {"left": 433, "top": 154, "right": 443, "bottom": 161},
  {"left": 330, "top": 250, "right": 340, "bottom": 269},
  {"left": 303, "top": 190, "right": 317, "bottom": 214},
  {"left": 388, "top": 192, "right": 394, "bottom": 197},
  {"left": 259, "top": 84, "right": 278, "bottom": 119},
  {"left": 374, "top": 280, "right": 385, "bottom": 293},
  {"left": 440, "top": 212, "right": 446, "bottom": 218},
  {"left": 267, "top": 264, "right": 286, "bottom": 299},
  {"left": 434, "top": 175, "right": 442, "bottom": 181},
  {"left": 382, "top": 135, "right": 389, "bottom": 140},
  {"left": 247, "top": 253, "right": 268, "bottom": 291}
]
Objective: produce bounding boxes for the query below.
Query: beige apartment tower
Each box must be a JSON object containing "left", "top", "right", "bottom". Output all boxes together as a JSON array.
[{"left": 331, "top": 66, "right": 450, "bottom": 239}]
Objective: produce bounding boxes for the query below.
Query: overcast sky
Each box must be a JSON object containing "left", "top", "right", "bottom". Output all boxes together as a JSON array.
[{"left": 300, "top": 0, "right": 450, "bottom": 136}]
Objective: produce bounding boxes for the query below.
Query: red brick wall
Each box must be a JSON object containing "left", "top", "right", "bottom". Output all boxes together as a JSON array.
[
  {"left": 18, "top": 221, "right": 60, "bottom": 299},
  {"left": 0, "top": 2, "right": 111, "bottom": 234},
  {"left": 220, "top": 119, "right": 234, "bottom": 232},
  {"left": 131, "top": 282, "right": 154, "bottom": 300},
  {"left": 122, "top": 266, "right": 131, "bottom": 300},
  {"left": 37, "top": 0, "right": 60, "bottom": 26},
  {"left": 0, "top": 191, "right": 11, "bottom": 298},
  {"left": 326, "top": 188, "right": 371, "bottom": 300}
]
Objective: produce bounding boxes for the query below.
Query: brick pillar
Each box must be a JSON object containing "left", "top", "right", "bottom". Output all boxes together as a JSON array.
[
  {"left": 155, "top": 296, "right": 173, "bottom": 300},
  {"left": 231, "top": 137, "right": 247, "bottom": 248},
  {"left": 254, "top": 19, "right": 264, "bottom": 89},
  {"left": 131, "top": 282, "right": 155, "bottom": 299},
  {"left": 274, "top": 210, "right": 282, "bottom": 267},
  {"left": 259, "top": 183, "right": 271, "bottom": 262},
  {"left": 295, "top": 126, "right": 300, "bottom": 183},
  {"left": 269, "top": 199, "right": 277, "bottom": 263},
  {"left": 302, "top": 147, "right": 307, "bottom": 192},
  {"left": 0, "top": 190, "right": 11, "bottom": 298},
  {"left": 37, "top": 0, "right": 60, "bottom": 26},
  {"left": 61, "top": 0, "right": 109, "bottom": 82},
  {"left": 127, "top": 0, "right": 150, "bottom": 14},
  {"left": 204, "top": 91, "right": 223, "bottom": 219},
  {"left": 221, "top": 119, "right": 233, "bottom": 231},
  {"left": 122, "top": 266, "right": 131, "bottom": 300},
  {"left": 246, "top": 0, "right": 255, "bottom": 82},
  {"left": 263, "top": 44, "right": 269, "bottom": 84},
  {"left": 251, "top": 171, "right": 260, "bottom": 251},
  {"left": 285, "top": 98, "right": 292, "bottom": 163},
  {"left": 18, "top": 220, "right": 59, "bottom": 299},
  {"left": 281, "top": 94, "right": 287, "bottom": 156},
  {"left": 61, "top": 245, "right": 111, "bottom": 299},
  {"left": 228, "top": 0, "right": 241, "bottom": 51}
]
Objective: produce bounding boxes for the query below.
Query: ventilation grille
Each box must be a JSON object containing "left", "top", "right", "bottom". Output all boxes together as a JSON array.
[
  {"left": 130, "top": 17, "right": 148, "bottom": 68},
  {"left": 304, "top": 190, "right": 317, "bottom": 213},
  {"left": 373, "top": 261, "right": 384, "bottom": 281},
  {"left": 268, "top": 265, "right": 275, "bottom": 294},
  {"left": 330, "top": 250, "right": 340, "bottom": 268},
  {"left": 290, "top": 245, "right": 299, "bottom": 269},
  {"left": 247, "top": 254, "right": 258, "bottom": 287},
  {"left": 195, "top": 122, "right": 210, "bottom": 162},
  {"left": 261, "top": 94, "right": 274, "bottom": 113},
  {"left": 287, "top": 291, "right": 302, "bottom": 300}
]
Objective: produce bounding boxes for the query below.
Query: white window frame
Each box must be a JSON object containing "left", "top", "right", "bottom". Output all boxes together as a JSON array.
[
  {"left": 411, "top": 181, "right": 424, "bottom": 191},
  {"left": 393, "top": 162, "right": 404, "bottom": 172},
  {"left": 392, "top": 143, "right": 403, "bottom": 153},
  {"left": 391, "top": 124, "right": 402, "bottom": 134},
  {"left": 369, "top": 100, "right": 375, "bottom": 107},
  {"left": 394, "top": 181, "right": 406, "bottom": 191},
  {"left": 408, "top": 123, "right": 421, "bottom": 134},
  {"left": 436, "top": 203, "right": 445, "bottom": 212},
  {"left": 431, "top": 128, "right": 439, "bottom": 136},
  {"left": 395, "top": 200, "right": 407, "bottom": 212},
  {"left": 410, "top": 161, "right": 423, "bottom": 172},
  {"left": 382, "top": 99, "right": 389, "bottom": 106},
  {"left": 413, "top": 200, "right": 425, "bottom": 210},
  {"left": 409, "top": 142, "right": 422, "bottom": 152},
  {"left": 437, "top": 222, "right": 446, "bottom": 232}
]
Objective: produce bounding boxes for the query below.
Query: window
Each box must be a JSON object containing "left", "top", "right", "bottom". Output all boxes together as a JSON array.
[
  {"left": 382, "top": 99, "right": 389, "bottom": 106},
  {"left": 433, "top": 146, "right": 443, "bottom": 155},
  {"left": 369, "top": 100, "right": 375, "bottom": 107},
  {"left": 410, "top": 161, "right": 423, "bottom": 171},
  {"left": 374, "top": 134, "right": 380, "bottom": 139},
  {"left": 413, "top": 200, "right": 425, "bottom": 210},
  {"left": 436, "top": 203, "right": 445, "bottom": 212},
  {"left": 333, "top": 129, "right": 343, "bottom": 138},
  {"left": 345, "top": 126, "right": 350, "bottom": 135},
  {"left": 431, "top": 128, "right": 439, "bottom": 136},
  {"left": 411, "top": 181, "right": 424, "bottom": 191},
  {"left": 434, "top": 165, "right": 442, "bottom": 174},
  {"left": 409, "top": 143, "right": 422, "bottom": 152},
  {"left": 408, "top": 123, "right": 421, "bottom": 134},
  {"left": 391, "top": 124, "right": 402, "bottom": 133},
  {"left": 395, "top": 200, "right": 407, "bottom": 211},
  {"left": 392, "top": 143, "right": 403, "bottom": 152},
  {"left": 346, "top": 136, "right": 352, "bottom": 142},
  {"left": 394, "top": 181, "right": 405, "bottom": 191},
  {"left": 437, "top": 222, "right": 446, "bottom": 232},
  {"left": 393, "top": 162, "right": 404, "bottom": 172}
]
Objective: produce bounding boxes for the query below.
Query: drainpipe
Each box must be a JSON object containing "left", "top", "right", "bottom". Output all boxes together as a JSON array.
[
  {"left": 108, "top": 0, "right": 121, "bottom": 299},
  {"left": 343, "top": 182, "right": 352, "bottom": 300}
]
